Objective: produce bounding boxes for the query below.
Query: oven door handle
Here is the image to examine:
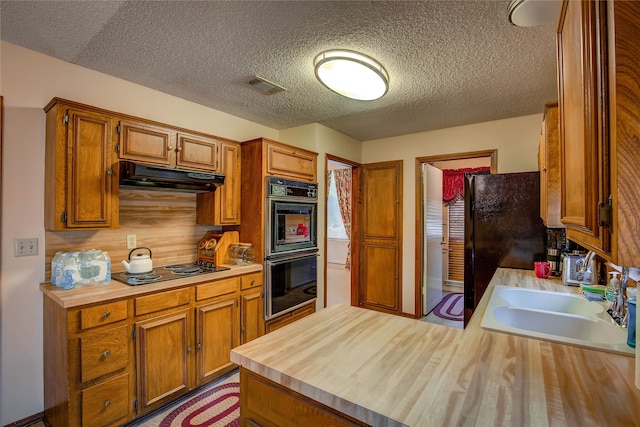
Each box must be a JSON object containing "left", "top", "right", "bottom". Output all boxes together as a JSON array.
[{"left": 265, "top": 251, "right": 319, "bottom": 264}]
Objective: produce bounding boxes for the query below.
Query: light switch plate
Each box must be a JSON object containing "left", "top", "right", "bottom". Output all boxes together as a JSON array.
[
  {"left": 127, "top": 235, "right": 137, "bottom": 249},
  {"left": 15, "top": 238, "right": 38, "bottom": 257}
]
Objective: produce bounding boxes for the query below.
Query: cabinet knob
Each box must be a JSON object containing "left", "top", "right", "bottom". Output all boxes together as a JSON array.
[
  {"left": 106, "top": 169, "right": 113, "bottom": 175},
  {"left": 187, "top": 346, "right": 192, "bottom": 353},
  {"left": 197, "top": 343, "right": 202, "bottom": 350},
  {"left": 103, "top": 311, "right": 111, "bottom": 318},
  {"left": 104, "top": 400, "right": 111, "bottom": 408},
  {"left": 251, "top": 279, "right": 255, "bottom": 285},
  {"left": 175, "top": 146, "right": 183, "bottom": 152},
  {"left": 168, "top": 146, "right": 174, "bottom": 151},
  {"left": 102, "top": 350, "right": 110, "bottom": 358}
]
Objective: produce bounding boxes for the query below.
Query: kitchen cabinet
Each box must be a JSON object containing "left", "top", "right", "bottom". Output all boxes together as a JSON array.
[
  {"left": 557, "top": 0, "right": 640, "bottom": 266},
  {"left": 265, "top": 300, "right": 315, "bottom": 333},
  {"left": 42, "top": 267, "right": 262, "bottom": 426},
  {"left": 118, "top": 120, "right": 220, "bottom": 172},
  {"left": 195, "top": 277, "right": 240, "bottom": 384},
  {"left": 196, "top": 140, "right": 241, "bottom": 225},
  {"left": 265, "top": 139, "right": 317, "bottom": 182},
  {"left": 43, "top": 298, "right": 133, "bottom": 427},
  {"left": 240, "top": 272, "right": 264, "bottom": 344},
  {"left": 44, "top": 100, "right": 119, "bottom": 230},
  {"left": 538, "top": 102, "right": 563, "bottom": 228}
]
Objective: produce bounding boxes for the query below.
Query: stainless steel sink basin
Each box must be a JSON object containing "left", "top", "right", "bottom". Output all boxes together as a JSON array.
[{"left": 481, "top": 285, "right": 633, "bottom": 356}]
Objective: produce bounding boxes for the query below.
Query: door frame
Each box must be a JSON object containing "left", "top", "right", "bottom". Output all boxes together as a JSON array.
[
  {"left": 324, "top": 154, "right": 361, "bottom": 308},
  {"left": 414, "top": 150, "right": 497, "bottom": 318}
]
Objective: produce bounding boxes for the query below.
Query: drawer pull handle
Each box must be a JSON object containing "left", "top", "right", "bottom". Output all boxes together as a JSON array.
[
  {"left": 104, "top": 400, "right": 111, "bottom": 408},
  {"left": 103, "top": 311, "right": 111, "bottom": 319},
  {"left": 103, "top": 350, "right": 110, "bottom": 357},
  {"left": 251, "top": 279, "right": 255, "bottom": 285}
]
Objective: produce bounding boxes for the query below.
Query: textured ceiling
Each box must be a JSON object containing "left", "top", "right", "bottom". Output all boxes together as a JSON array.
[{"left": 0, "top": 0, "right": 559, "bottom": 141}]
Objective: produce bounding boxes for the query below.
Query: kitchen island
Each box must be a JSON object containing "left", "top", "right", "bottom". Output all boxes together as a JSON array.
[{"left": 230, "top": 268, "right": 639, "bottom": 426}]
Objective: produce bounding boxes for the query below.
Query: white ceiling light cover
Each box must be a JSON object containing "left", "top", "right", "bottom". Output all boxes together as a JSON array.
[
  {"left": 314, "top": 50, "right": 389, "bottom": 101},
  {"left": 508, "top": 0, "right": 562, "bottom": 27}
]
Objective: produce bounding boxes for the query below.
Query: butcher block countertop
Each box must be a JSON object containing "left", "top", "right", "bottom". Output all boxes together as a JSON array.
[
  {"left": 231, "top": 268, "right": 640, "bottom": 426},
  {"left": 40, "top": 263, "right": 262, "bottom": 308}
]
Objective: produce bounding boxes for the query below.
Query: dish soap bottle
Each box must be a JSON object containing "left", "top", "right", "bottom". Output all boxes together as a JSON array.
[
  {"left": 605, "top": 271, "right": 620, "bottom": 302},
  {"left": 627, "top": 288, "right": 636, "bottom": 348}
]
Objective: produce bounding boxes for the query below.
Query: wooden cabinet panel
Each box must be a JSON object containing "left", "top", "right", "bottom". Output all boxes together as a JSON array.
[
  {"left": 266, "top": 142, "right": 317, "bottom": 182},
  {"left": 118, "top": 120, "right": 175, "bottom": 166},
  {"left": 361, "top": 244, "right": 400, "bottom": 312},
  {"left": 240, "top": 368, "right": 359, "bottom": 427},
  {"left": 362, "top": 162, "right": 401, "bottom": 241},
  {"left": 134, "top": 288, "right": 190, "bottom": 316},
  {"left": 196, "top": 277, "right": 239, "bottom": 301},
  {"left": 265, "top": 301, "right": 315, "bottom": 334},
  {"left": 136, "top": 310, "right": 193, "bottom": 411},
  {"left": 196, "top": 298, "right": 238, "bottom": 383},
  {"left": 80, "top": 326, "right": 129, "bottom": 383},
  {"left": 240, "top": 288, "right": 263, "bottom": 344},
  {"left": 81, "top": 373, "right": 129, "bottom": 427},
  {"left": 44, "top": 100, "right": 119, "bottom": 230},
  {"left": 539, "top": 103, "right": 563, "bottom": 228},
  {"left": 241, "top": 272, "right": 263, "bottom": 291},
  {"left": 176, "top": 132, "right": 218, "bottom": 171},
  {"left": 80, "top": 301, "right": 128, "bottom": 330}
]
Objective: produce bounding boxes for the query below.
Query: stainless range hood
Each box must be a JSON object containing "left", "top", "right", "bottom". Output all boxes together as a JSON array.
[{"left": 119, "top": 161, "right": 225, "bottom": 192}]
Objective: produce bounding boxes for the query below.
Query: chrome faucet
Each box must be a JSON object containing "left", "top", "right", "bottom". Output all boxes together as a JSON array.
[{"left": 575, "top": 251, "right": 596, "bottom": 283}]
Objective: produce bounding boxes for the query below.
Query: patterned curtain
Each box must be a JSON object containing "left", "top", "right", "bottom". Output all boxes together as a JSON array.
[
  {"left": 329, "top": 169, "right": 352, "bottom": 269},
  {"left": 442, "top": 167, "right": 490, "bottom": 206}
]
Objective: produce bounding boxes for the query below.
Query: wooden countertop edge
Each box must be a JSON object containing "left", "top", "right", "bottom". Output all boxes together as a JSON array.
[{"left": 40, "top": 263, "right": 262, "bottom": 308}]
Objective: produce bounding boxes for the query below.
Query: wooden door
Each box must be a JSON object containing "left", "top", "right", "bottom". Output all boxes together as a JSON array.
[
  {"left": 557, "top": 0, "right": 610, "bottom": 253},
  {"left": 118, "top": 120, "right": 175, "bottom": 166},
  {"left": 176, "top": 132, "right": 219, "bottom": 172},
  {"left": 360, "top": 161, "right": 402, "bottom": 314},
  {"left": 66, "top": 108, "right": 117, "bottom": 229},
  {"left": 240, "top": 289, "right": 263, "bottom": 344},
  {"left": 136, "top": 310, "right": 192, "bottom": 411},
  {"left": 196, "top": 298, "right": 238, "bottom": 384},
  {"left": 216, "top": 142, "right": 240, "bottom": 224}
]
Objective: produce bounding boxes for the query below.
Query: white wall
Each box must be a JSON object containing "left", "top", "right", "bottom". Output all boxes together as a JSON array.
[
  {"left": 362, "top": 115, "right": 543, "bottom": 314},
  {"left": 0, "top": 41, "right": 279, "bottom": 425}
]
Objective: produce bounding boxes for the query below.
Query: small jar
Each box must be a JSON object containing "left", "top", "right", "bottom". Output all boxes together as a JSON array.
[{"left": 627, "top": 298, "right": 636, "bottom": 349}]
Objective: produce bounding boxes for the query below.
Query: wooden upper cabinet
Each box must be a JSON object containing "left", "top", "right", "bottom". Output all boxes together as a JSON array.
[
  {"left": 265, "top": 140, "right": 317, "bottom": 182},
  {"left": 176, "top": 132, "right": 219, "bottom": 172},
  {"left": 539, "top": 103, "right": 563, "bottom": 228},
  {"left": 557, "top": 0, "right": 640, "bottom": 266},
  {"left": 118, "top": 121, "right": 220, "bottom": 172},
  {"left": 118, "top": 120, "right": 176, "bottom": 167},
  {"left": 45, "top": 101, "right": 119, "bottom": 230}
]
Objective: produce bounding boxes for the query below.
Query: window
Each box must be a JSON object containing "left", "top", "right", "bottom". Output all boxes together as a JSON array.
[{"left": 327, "top": 173, "right": 348, "bottom": 239}]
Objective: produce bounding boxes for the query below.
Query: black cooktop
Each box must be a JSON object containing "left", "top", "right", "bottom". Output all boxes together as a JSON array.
[{"left": 112, "top": 262, "right": 230, "bottom": 286}]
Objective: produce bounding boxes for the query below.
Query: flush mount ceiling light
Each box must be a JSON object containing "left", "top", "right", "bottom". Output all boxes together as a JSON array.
[
  {"left": 314, "top": 50, "right": 389, "bottom": 101},
  {"left": 508, "top": 0, "right": 562, "bottom": 27}
]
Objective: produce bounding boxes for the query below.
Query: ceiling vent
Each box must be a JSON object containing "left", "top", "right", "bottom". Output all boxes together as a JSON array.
[{"left": 244, "top": 76, "right": 286, "bottom": 95}]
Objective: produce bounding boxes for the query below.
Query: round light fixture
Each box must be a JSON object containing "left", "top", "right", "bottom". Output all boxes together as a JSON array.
[{"left": 314, "top": 50, "right": 389, "bottom": 101}]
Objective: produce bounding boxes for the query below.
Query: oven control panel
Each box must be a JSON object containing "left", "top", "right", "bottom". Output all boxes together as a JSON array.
[{"left": 267, "top": 177, "right": 317, "bottom": 199}]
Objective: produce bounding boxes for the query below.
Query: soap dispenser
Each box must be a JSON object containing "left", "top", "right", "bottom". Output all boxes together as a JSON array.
[{"left": 605, "top": 271, "right": 620, "bottom": 302}]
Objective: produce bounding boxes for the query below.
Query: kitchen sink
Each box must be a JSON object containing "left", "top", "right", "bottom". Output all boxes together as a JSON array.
[{"left": 481, "top": 285, "right": 633, "bottom": 356}]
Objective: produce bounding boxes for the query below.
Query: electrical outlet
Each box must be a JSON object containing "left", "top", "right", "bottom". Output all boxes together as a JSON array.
[
  {"left": 15, "top": 238, "right": 38, "bottom": 257},
  {"left": 127, "top": 235, "right": 137, "bottom": 249}
]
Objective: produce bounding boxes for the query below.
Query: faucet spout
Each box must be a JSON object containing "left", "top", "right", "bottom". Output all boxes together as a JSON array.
[{"left": 608, "top": 266, "right": 630, "bottom": 326}]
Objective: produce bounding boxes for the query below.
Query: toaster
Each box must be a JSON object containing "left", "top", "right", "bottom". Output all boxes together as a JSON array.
[{"left": 561, "top": 252, "right": 596, "bottom": 286}]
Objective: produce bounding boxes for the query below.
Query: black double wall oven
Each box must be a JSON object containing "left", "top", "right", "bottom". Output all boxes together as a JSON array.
[{"left": 264, "top": 177, "right": 318, "bottom": 320}]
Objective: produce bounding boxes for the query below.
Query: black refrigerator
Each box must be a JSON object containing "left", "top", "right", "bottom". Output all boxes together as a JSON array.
[{"left": 463, "top": 171, "right": 546, "bottom": 326}]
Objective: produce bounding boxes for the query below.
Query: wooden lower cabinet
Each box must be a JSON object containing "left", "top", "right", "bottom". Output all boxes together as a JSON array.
[
  {"left": 42, "top": 269, "right": 263, "bottom": 426},
  {"left": 240, "top": 368, "right": 367, "bottom": 426},
  {"left": 265, "top": 301, "right": 315, "bottom": 333},
  {"left": 135, "top": 309, "right": 193, "bottom": 412}
]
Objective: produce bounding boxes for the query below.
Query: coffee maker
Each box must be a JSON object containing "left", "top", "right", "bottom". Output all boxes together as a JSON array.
[{"left": 545, "top": 229, "right": 566, "bottom": 276}]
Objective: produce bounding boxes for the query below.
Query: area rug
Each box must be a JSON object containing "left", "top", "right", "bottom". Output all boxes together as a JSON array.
[
  {"left": 159, "top": 382, "right": 239, "bottom": 427},
  {"left": 433, "top": 293, "right": 464, "bottom": 321}
]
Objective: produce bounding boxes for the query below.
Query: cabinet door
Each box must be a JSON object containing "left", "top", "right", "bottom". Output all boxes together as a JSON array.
[
  {"left": 266, "top": 143, "right": 317, "bottom": 182},
  {"left": 196, "top": 297, "right": 239, "bottom": 384},
  {"left": 66, "top": 109, "right": 117, "bottom": 229},
  {"left": 118, "top": 120, "right": 175, "bottom": 166},
  {"left": 557, "top": 0, "right": 610, "bottom": 253},
  {"left": 240, "top": 288, "right": 263, "bottom": 344},
  {"left": 539, "top": 103, "right": 563, "bottom": 228},
  {"left": 136, "top": 310, "right": 193, "bottom": 412},
  {"left": 216, "top": 142, "right": 241, "bottom": 224},
  {"left": 176, "top": 132, "right": 219, "bottom": 172},
  {"left": 360, "top": 161, "right": 402, "bottom": 315}
]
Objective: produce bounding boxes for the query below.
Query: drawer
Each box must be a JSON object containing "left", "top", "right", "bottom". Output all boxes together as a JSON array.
[
  {"left": 196, "top": 277, "right": 239, "bottom": 301},
  {"left": 241, "top": 272, "right": 263, "bottom": 290},
  {"left": 80, "top": 325, "right": 129, "bottom": 383},
  {"left": 135, "top": 288, "right": 190, "bottom": 316},
  {"left": 81, "top": 373, "right": 129, "bottom": 427},
  {"left": 80, "top": 301, "right": 128, "bottom": 330}
]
